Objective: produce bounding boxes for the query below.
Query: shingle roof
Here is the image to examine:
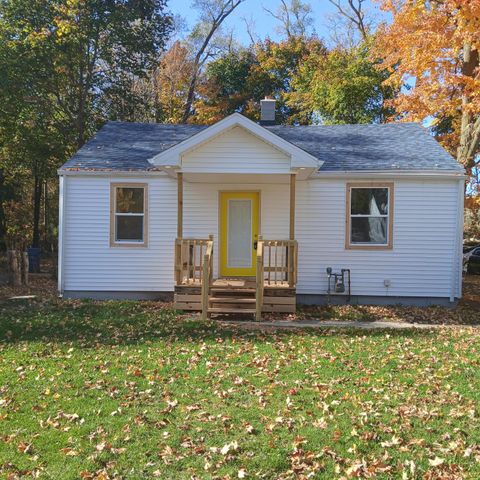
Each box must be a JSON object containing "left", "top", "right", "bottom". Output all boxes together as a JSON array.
[{"left": 60, "top": 120, "right": 463, "bottom": 173}]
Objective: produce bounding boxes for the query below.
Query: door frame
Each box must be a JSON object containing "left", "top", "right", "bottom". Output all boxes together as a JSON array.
[{"left": 218, "top": 190, "right": 261, "bottom": 277}]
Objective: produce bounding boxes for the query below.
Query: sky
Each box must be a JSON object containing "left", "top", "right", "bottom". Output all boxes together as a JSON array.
[{"left": 169, "top": 0, "right": 385, "bottom": 46}]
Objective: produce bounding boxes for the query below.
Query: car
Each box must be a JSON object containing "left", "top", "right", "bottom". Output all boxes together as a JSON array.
[
  {"left": 464, "top": 244, "right": 480, "bottom": 254},
  {"left": 464, "top": 245, "right": 480, "bottom": 274}
]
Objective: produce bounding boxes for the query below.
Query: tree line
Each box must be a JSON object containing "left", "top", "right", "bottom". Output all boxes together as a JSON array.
[{"left": 0, "top": 0, "right": 479, "bottom": 252}]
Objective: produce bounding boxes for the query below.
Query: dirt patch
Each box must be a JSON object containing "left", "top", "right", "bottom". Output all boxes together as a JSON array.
[
  {"left": 0, "top": 254, "right": 57, "bottom": 301},
  {"left": 0, "top": 253, "right": 478, "bottom": 326}
]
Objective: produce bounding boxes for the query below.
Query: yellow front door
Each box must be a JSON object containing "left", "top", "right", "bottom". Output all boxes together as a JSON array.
[{"left": 220, "top": 192, "right": 259, "bottom": 277}]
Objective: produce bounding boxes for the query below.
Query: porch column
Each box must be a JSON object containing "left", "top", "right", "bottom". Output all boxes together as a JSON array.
[
  {"left": 289, "top": 173, "right": 296, "bottom": 240},
  {"left": 177, "top": 172, "right": 183, "bottom": 238}
]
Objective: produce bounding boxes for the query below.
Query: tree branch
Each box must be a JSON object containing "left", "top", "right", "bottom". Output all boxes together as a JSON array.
[{"left": 182, "top": 0, "right": 244, "bottom": 123}]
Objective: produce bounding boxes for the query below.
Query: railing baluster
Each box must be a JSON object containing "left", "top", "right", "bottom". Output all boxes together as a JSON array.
[
  {"left": 274, "top": 241, "right": 278, "bottom": 285},
  {"left": 268, "top": 242, "right": 272, "bottom": 285},
  {"left": 192, "top": 240, "right": 197, "bottom": 283}
]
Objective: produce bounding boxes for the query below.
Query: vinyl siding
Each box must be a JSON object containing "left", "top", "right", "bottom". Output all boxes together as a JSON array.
[
  {"left": 63, "top": 175, "right": 177, "bottom": 291},
  {"left": 296, "top": 178, "right": 460, "bottom": 298},
  {"left": 62, "top": 175, "right": 461, "bottom": 300},
  {"left": 183, "top": 183, "right": 289, "bottom": 277},
  {"left": 181, "top": 126, "right": 291, "bottom": 173}
]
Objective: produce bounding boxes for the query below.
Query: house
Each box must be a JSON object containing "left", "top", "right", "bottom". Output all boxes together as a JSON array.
[{"left": 57, "top": 100, "right": 465, "bottom": 319}]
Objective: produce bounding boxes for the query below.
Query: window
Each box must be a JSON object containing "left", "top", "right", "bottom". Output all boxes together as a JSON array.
[
  {"left": 110, "top": 183, "right": 148, "bottom": 247},
  {"left": 346, "top": 183, "right": 393, "bottom": 249}
]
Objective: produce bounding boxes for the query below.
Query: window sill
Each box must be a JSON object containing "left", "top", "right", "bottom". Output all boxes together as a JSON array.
[
  {"left": 345, "top": 243, "right": 393, "bottom": 250},
  {"left": 110, "top": 241, "right": 148, "bottom": 249}
]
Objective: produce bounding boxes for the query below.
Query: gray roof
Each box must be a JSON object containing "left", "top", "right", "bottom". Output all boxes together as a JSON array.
[{"left": 60, "top": 120, "right": 463, "bottom": 173}]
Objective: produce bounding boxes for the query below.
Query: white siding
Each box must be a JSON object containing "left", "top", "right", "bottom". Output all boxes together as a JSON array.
[
  {"left": 63, "top": 175, "right": 177, "bottom": 291},
  {"left": 182, "top": 126, "right": 291, "bottom": 174},
  {"left": 62, "top": 174, "right": 461, "bottom": 300},
  {"left": 183, "top": 182, "right": 289, "bottom": 277},
  {"left": 296, "top": 178, "right": 460, "bottom": 298}
]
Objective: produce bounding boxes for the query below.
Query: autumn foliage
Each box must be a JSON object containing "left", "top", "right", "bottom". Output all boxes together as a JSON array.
[{"left": 374, "top": 0, "right": 480, "bottom": 171}]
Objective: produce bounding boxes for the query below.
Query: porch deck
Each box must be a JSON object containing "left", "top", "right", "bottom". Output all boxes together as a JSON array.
[{"left": 174, "top": 237, "right": 297, "bottom": 319}]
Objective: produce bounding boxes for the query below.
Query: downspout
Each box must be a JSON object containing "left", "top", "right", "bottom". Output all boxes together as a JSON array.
[
  {"left": 450, "top": 178, "right": 464, "bottom": 302},
  {"left": 58, "top": 175, "right": 66, "bottom": 297}
]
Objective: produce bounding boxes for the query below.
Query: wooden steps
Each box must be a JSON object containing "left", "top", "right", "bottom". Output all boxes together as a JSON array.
[
  {"left": 174, "top": 277, "right": 296, "bottom": 316},
  {"left": 209, "top": 297, "right": 256, "bottom": 304},
  {"left": 208, "top": 308, "right": 257, "bottom": 314},
  {"left": 209, "top": 286, "right": 257, "bottom": 316}
]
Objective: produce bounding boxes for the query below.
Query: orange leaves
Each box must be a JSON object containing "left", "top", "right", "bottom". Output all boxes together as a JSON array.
[{"left": 374, "top": 0, "right": 480, "bottom": 165}]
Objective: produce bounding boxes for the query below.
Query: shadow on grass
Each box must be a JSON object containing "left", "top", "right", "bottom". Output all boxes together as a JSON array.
[{"left": 0, "top": 297, "right": 441, "bottom": 347}]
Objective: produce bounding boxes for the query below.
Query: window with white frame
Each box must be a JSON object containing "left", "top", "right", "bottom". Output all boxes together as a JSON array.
[
  {"left": 110, "top": 184, "right": 148, "bottom": 246},
  {"left": 346, "top": 183, "right": 393, "bottom": 249}
]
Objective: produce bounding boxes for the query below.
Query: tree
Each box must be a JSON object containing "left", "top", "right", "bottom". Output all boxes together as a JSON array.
[
  {"left": 327, "top": 0, "right": 369, "bottom": 42},
  {"left": 264, "top": 0, "right": 314, "bottom": 39},
  {"left": 287, "top": 44, "right": 395, "bottom": 124},
  {"left": 247, "top": 36, "right": 327, "bottom": 124},
  {"left": 52, "top": 0, "right": 173, "bottom": 145},
  {"left": 374, "top": 0, "right": 480, "bottom": 178},
  {"left": 131, "top": 41, "right": 195, "bottom": 123},
  {"left": 194, "top": 48, "right": 257, "bottom": 124},
  {"left": 0, "top": 0, "right": 173, "bottom": 249},
  {"left": 191, "top": 36, "right": 326, "bottom": 125},
  {"left": 181, "top": 0, "right": 245, "bottom": 123}
]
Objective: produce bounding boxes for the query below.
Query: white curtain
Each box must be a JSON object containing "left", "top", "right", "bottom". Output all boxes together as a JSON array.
[{"left": 368, "top": 196, "right": 386, "bottom": 243}]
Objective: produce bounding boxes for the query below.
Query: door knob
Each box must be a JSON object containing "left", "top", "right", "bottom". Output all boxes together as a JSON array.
[{"left": 253, "top": 241, "right": 258, "bottom": 250}]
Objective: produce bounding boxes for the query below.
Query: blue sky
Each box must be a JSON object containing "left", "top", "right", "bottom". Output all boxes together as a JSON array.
[{"left": 170, "top": 0, "right": 384, "bottom": 45}]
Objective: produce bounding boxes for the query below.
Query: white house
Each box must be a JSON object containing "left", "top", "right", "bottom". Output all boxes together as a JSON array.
[{"left": 58, "top": 100, "right": 465, "bottom": 319}]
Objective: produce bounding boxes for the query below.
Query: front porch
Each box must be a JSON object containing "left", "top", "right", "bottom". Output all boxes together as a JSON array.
[
  {"left": 174, "top": 237, "right": 298, "bottom": 320},
  {"left": 173, "top": 171, "right": 298, "bottom": 320}
]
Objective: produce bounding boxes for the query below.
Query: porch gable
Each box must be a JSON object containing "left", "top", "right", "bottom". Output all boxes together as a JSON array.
[{"left": 148, "top": 113, "right": 320, "bottom": 177}]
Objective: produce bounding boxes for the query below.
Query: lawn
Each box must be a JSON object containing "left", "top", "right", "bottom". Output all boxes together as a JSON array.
[{"left": 1, "top": 295, "right": 480, "bottom": 479}]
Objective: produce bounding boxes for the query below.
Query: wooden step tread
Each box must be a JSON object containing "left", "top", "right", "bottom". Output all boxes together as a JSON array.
[
  {"left": 210, "top": 297, "right": 256, "bottom": 303},
  {"left": 210, "top": 288, "right": 256, "bottom": 293},
  {"left": 208, "top": 308, "right": 257, "bottom": 314}
]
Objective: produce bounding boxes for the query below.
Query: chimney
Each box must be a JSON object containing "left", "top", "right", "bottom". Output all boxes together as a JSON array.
[{"left": 260, "top": 97, "right": 276, "bottom": 125}]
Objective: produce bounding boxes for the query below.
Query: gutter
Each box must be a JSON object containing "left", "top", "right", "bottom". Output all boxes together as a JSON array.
[
  {"left": 57, "top": 169, "right": 169, "bottom": 177},
  {"left": 312, "top": 170, "right": 467, "bottom": 180}
]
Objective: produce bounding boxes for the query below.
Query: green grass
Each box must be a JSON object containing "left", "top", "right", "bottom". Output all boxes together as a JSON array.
[{"left": 0, "top": 298, "right": 479, "bottom": 479}]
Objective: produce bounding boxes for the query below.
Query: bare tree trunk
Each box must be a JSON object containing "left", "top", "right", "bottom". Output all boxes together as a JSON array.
[
  {"left": 0, "top": 170, "right": 5, "bottom": 248},
  {"left": 32, "top": 175, "right": 42, "bottom": 248},
  {"left": 457, "top": 44, "right": 480, "bottom": 172},
  {"left": 7, "top": 250, "right": 21, "bottom": 287},
  {"left": 21, "top": 252, "right": 29, "bottom": 286},
  {"left": 181, "top": 0, "right": 244, "bottom": 123},
  {"left": 328, "top": 0, "right": 368, "bottom": 42}
]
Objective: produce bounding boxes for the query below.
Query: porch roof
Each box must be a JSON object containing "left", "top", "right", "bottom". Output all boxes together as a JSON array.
[{"left": 59, "top": 117, "right": 463, "bottom": 174}]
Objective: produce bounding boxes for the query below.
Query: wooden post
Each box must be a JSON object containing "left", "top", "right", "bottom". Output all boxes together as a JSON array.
[
  {"left": 256, "top": 235, "right": 263, "bottom": 321},
  {"left": 177, "top": 172, "right": 183, "bottom": 238},
  {"left": 208, "top": 234, "right": 214, "bottom": 286},
  {"left": 289, "top": 174, "right": 296, "bottom": 287},
  {"left": 201, "top": 254, "right": 209, "bottom": 321},
  {"left": 289, "top": 173, "right": 296, "bottom": 240}
]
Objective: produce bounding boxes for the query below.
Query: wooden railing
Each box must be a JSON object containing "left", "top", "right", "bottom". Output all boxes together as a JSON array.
[
  {"left": 201, "top": 240, "right": 214, "bottom": 320},
  {"left": 256, "top": 237, "right": 264, "bottom": 321},
  {"left": 262, "top": 239, "right": 298, "bottom": 287},
  {"left": 255, "top": 238, "right": 298, "bottom": 321},
  {"left": 175, "top": 235, "right": 214, "bottom": 286}
]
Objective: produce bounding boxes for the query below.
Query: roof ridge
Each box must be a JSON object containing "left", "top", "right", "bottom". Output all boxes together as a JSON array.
[{"left": 105, "top": 120, "right": 208, "bottom": 127}]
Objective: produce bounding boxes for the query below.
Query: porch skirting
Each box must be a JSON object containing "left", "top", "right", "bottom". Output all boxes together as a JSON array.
[{"left": 63, "top": 290, "right": 456, "bottom": 307}]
